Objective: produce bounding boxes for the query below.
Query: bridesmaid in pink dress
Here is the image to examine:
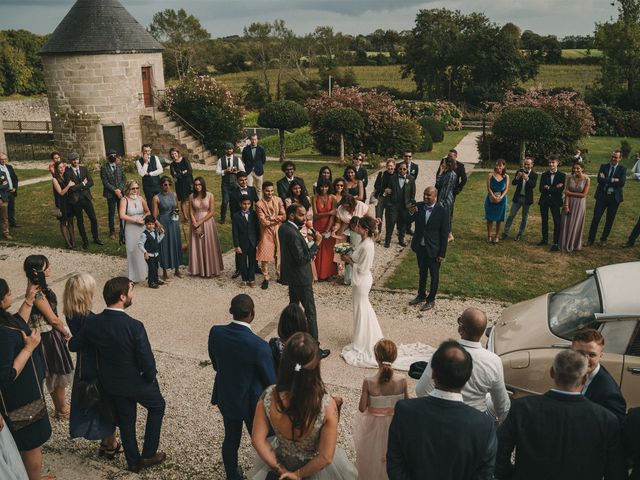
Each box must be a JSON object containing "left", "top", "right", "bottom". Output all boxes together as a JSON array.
[
  {"left": 313, "top": 179, "right": 338, "bottom": 280},
  {"left": 188, "top": 176, "right": 223, "bottom": 277}
]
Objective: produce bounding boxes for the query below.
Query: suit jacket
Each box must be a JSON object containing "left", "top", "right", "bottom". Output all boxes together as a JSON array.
[
  {"left": 373, "top": 170, "right": 394, "bottom": 198},
  {"left": 241, "top": 144, "right": 267, "bottom": 176},
  {"left": 453, "top": 162, "right": 467, "bottom": 196},
  {"left": 208, "top": 322, "right": 276, "bottom": 420},
  {"left": 277, "top": 176, "right": 308, "bottom": 199},
  {"left": 354, "top": 165, "right": 368, "bottom": 188},
  {"left": 68, "top": 309, "right": 157, "bottom": 397},
  {"left": 232, "top": 209, "right": 260, "bottom": 249},
  {"left": 100, "top": 162, "right": 127, "bottom": 199},
  {"left": 0, "top": 164, "right": 18, "bottom": 197},
  {"left": 64, "top": 165, "right": 94, "bottom": 204},
  {"left": 511, "top": 169, "right": 537, "bottom": 206},
  {"left": 406, "top": 161, "right": 419, "bottom": 179},
  {"left": 278, "top": 221, "right": 318, "bottom": 287},
  {"left": 0, "top": 170, "right": 10, "bottom": 202},
  {"left": 388, "top": 174, "right": 416, "bottom": 208},
  {"left": 623, "top": 407, "right": 640, "bottom": 480},
  {"left": 496, "top": 390, "right": 626, "bottom": 480},
  {"left": 230, "top": 185, "right": 259, "bottom": 216},
  {"left": 594, "top": 163, "right": 627, "bottom": 204},
  {"left": 585, "top": 365, "right": 627, "bottom": 423},
  {"left": 409, "top": 202, "right": 449, "bottom": 259},
  {"left": 538, "top": 170, "right": 566, "bottom": 207},
  {"left": 387, "top": 396, "right": 497, "bottom": 480}
]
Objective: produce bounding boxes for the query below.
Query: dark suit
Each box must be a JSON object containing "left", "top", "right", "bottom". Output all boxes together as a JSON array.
[
  {"left": 232, "top": 209, "right": 260, "bottom": 282},
  {"left": 385, "top": 174, "right": 416, "bottom": 244},
  {"left": 585, "top": 365, "right": 627, "bottom": 423},
  {"left": 623, "top": 407, "right": 640, "bottom": 480},
  {"left": 453, "top": 162, "right": 467, "bottom": 196},
  {"left": 137, "top": 156, "right": 162, "bottom": 207},
  {"left": 0, "top": 163, "right": 18, "bottom": 226},
  {"left": 496, "top": 390, "right": 625, "bottom": 480},
  {"left": 387, "top": 396, "right": 497, "bottom": 480},
  {"left": 241, "top": 144, "right": 267, "bottom": 176},
  {"left": 100, "top": 161, "right": 127, "bottom": 235},
  {"left": 229, "top": 186, "right": 259, "bottom": 216},
  {"left": 276, "top": 176, "right": 308, "bottom": 199},
  {"left": 405, "top": 161, "right": 419, "bottom": 179},
  {"left": 69, "top": 309, "right": 165, "bottom": 470},
  {"left": 64, "top": 165, "right": 100, "bottom": 244},
  {"left": 588, "top": 163, "right": 627, "bottom": 243},
  {"left": 538, "top": 170, "right": 566, "bottom": 245},
  {"left": 279, "top": 221, "right": 319, "bottom": 340},
  {"left": 208, "top": 322, "right": 276, "bottom": 480},
  {"left": 504, "top": 169, "right": 537, "bottom": 237},
  {"left": 409, "top": 202, "right": 449, "bottom": 302}
]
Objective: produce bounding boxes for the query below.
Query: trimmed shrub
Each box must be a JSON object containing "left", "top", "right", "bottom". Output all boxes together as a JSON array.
[
  {"left": 396, "top": 100, "right": 463, "bottom": 130},
  {"left": 621, "top": 140, "right": 632, "bottom": 159},
  {"left": 161, "top": 74, "right": 244, "bottom": 154},
  {"left": 492, "top": 107, "right": 556, "bottom": 162},
  {"left": 376, "top": 118, "right": 422, "bottom": 157},
  {"left": 320, "top": 108, "right": 365, "bottom": 161},
  {"left": 422, "top": 130, "right": 434, "bottom": 152},
  {"left": 419, "top": 117, "right": 445, "bottom": 143},
  {"left": 258, "top": 100, "right": 309, "bottom": 161}
]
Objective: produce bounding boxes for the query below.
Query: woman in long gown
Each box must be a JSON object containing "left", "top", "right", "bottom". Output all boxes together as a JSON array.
[
  {"left": 250, "top": 332, "right": 357, "bottom": 480},
  {"left": 313, "top": 179, "right": 337, "bottom": 281},
  {"left": 119, "top": 181, "right": 149, "bottom": 283},
  {"left": 188, "top": 176, "right": 223, "bottom": 277},
  {"left": 484, "top": 159, "right": 509, "bottom": 244},
  {"left": 559, "top": 161, "right": 590, "bottom": 253},
  {"left": 152, "top": 176, "right": 183, "bottom": 281},
  {"left": 332, "top": 194, "right": 371, "bottom": 282}
]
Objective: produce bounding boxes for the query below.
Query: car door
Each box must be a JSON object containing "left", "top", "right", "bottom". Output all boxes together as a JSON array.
[{"left": 622, "top": 322, "right": 640, "bottom": 409}]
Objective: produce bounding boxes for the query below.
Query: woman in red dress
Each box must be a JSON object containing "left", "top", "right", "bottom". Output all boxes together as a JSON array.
[{"left": 313, "top": 179, "right": 338, "bottom": 280}]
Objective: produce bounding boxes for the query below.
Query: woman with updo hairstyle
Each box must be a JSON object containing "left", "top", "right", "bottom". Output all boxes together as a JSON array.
[
  {"left": 484, "top": 158, "right": 510, "bottom": 243},
  {"left": 268, "top": 304, "right": 309, "bottom": 372},
  {"left": 353, "top": 338, "right": 408, "bottom": 479},
  {"left": 120, "top": 180, "right": 149, "bottom": 282},
  {"left": 249, "top": 332, "right": 357, "bottom": 479}
]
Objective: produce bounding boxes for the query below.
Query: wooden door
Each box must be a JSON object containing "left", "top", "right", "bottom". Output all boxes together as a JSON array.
[{"left": 141, "top": 67, "right": 153, "bottom": 107}]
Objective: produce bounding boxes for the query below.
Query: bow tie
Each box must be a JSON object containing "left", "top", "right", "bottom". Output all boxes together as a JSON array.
[{"left": 425, "top": 206, "right": 434, "bottom": 212}]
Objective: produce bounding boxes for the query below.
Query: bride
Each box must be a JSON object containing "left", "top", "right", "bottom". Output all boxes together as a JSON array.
[{"left": 340, "top": 216, "right": 432, "bottom": 369}]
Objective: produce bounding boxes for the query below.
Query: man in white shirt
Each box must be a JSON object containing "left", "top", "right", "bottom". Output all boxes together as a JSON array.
[
  {"left": 632, "top": 153, "right": 640, "bottom": 180},
  {"left": 416, "top": 307, "right": 510, "bottom": 422},
  {"left": 136, "top": 144, "right": 163, "bottom": 206},
  {"left": 216, "top": 142, "right": 245, "bottom": 224}
]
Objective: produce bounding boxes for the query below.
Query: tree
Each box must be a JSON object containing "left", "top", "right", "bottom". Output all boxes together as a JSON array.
[
  {"left": 492, "top": 107, "right": 556, "bottom": 162},
  {"left": 0, "top": 30, "right": 47, "bottom": 95},
  {"left": 402, "top": 9, "right": 538, "bottom": 104},
  {"left": 319, "top": 108, "right": 364, "bottom": 161},
  {"left": 258, "top": 100, "right": 309, "bottom": 161},
  {"left": 501, "top": 22, "right": 521, "bottom": 48},
  {"left": 149, "top": 9, "right": 210, "bottom": 79}
]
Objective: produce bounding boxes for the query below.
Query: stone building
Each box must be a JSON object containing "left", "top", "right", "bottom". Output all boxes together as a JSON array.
[{"left": 39, "top": 0, "right": 165, "bottom": 161}]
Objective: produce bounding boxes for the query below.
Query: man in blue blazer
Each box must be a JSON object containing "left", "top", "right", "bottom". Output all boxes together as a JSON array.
[
  {"left": 241, "top": 134, "right": 267, "bottom": 196},
  {"left": 407, "top": 186, "right": 449, "bottom": 311},
  {"left": 69, "top": 277, "right": 166, "bottom": 473},
  {"left": 208, "top": 294, "right": 276, "bottom": 480},
  {"left": 587, "top": 150, "right": 627, "bottom": 247}
]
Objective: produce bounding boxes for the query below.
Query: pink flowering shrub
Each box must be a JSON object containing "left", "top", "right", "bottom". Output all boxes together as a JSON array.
[{"left": 395, "top": 100, "right": 463, "bottom": 131}]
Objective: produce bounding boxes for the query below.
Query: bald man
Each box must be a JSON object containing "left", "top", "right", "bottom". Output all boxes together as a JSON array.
[
  {"left": 416, "top": 308, "right": 511, "bottom": 422},
  {"left": 407, "top": 186, "right": 449, "bottom": 311}
]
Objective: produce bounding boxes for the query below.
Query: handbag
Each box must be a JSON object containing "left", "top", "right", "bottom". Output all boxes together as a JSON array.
[
  {"left": 118, "top": 198, "right": 128, "bottom": 245},
  {"left": 50, "top": 208, "right": 62, "bottom": 219},
  {"left": 0, "top": 357, "right": 47, "bottom": 431},
  {"left": 75, "top": 350, "right": 103, "bottom": 413}
]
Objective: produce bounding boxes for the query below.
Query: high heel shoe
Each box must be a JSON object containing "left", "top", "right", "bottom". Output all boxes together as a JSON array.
[{"left": 99, "top": 441, "right": 122, "bottom": 460}]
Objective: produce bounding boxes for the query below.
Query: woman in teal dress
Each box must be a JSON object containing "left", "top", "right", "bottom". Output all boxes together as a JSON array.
[
  {"left": 484, "top": 158, "right": 510, "bottom": 244},
  {"left": 152, "top": 176, "right": 183, "bottom": 281}
]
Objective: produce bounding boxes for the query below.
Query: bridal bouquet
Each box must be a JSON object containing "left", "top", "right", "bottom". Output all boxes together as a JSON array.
[{"left": 334, "top": 243, "right": 353, "bottom": 255}]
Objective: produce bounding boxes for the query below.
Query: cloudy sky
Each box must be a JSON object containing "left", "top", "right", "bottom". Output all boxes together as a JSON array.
[{"left": 0, "top": 0, "right": 619, "bottom": 37}]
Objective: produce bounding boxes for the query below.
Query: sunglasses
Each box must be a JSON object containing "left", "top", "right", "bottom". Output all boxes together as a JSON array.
[
  {"left": 131, "top": 187, "right": 139, "bottom": 190},
  {"left": 162, "top": 182, "right": 172, "bottom": 186},
  {"left": 404, "top": 155, "right": 412, "bottom": 158}
]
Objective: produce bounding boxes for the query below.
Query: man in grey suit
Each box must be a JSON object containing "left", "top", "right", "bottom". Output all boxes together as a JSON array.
[
  {"left": 100, "top": 149, "right": 127, "bottom": 239},
  {"left": 384, "top": 162, "right": 416, "bottom": 248}
]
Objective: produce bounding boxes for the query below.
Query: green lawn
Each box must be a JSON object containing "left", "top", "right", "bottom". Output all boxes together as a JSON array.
[
  {"left": 561, "top": 49, "right": 602, "bottom": 59},
  {"left": 385, "top": 171, "right": 640, "bottom": 303},
  {"left": 580, "top": 136, "right": 640, "bottom": 170},
  {"left": 13, "top": 168, "right": 50, "bottom": 180}
]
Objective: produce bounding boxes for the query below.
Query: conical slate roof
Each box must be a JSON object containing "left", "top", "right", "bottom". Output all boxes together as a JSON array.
[{"left": 40, "top": 0, "right": 163, "bottom": 55}]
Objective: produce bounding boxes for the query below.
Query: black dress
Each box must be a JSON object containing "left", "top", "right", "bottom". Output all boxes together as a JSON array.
[
  {"left": 170, "top": 158, "right": 194, "bottom": 202},
  {"left": 0, "top": 319, "right": 52, "bottom": 451},
  {"left": 52, "top": 174, "right": 72, "bottom": 220}
]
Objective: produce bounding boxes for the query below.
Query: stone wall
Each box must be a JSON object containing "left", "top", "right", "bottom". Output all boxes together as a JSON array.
[
  {"left": 41, "top": 52, "right": 165, "bottom": 162},
  {"left": 0, "top": 97, "right": 51, "bottom": 121}
]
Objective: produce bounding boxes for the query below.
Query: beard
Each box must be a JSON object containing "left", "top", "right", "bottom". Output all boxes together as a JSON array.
[
  {"left": 124, "top": 297, "right": 133, "bottom": 309},
  {"left": 293, "top": 217, "right": 305, "bottom": 227}
]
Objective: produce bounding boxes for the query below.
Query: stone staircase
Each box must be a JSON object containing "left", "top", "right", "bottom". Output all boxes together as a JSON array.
[{"left": 140, "top": 111, "right": 217, "bottom": 165}]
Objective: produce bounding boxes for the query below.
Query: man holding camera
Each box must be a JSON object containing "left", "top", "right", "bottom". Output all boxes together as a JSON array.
[
  {"left": 100, "top": 149, "right": 127, "bottom": 240},
  {"left": 136, "top": 144, "right": 164, "bottom": 207},
  {"left": 216, "top": 142, "right": 245, "bottom": 224},
  {"left": 502, "top": 157, "right": 537, "bottom": 241}
]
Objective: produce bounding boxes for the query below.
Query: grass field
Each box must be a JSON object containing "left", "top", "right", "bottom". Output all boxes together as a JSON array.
[
  {"left": 522, "top": 64, "right": 600, "bottom": 93},
  {"left": 385, "top": 171, "right": 640, "bottom": 303},
  {"left": 12, "top": 168, "right": 50, "bottom": 180},
  {"left": 561, "top": 49, "right": 602, "bottom": 59},
  {"left": 580, "top": 136, "right": 640, "bottom": 171}
]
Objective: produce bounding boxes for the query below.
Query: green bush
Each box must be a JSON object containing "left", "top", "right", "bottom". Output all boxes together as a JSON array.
[
  {"left": 243, "top": 111, "right": 259, "bottom": 127},
  {"left": 621, "top": 139, "right": 632, "bottom": 158},
  {"left": 241, "top": 78, "right": 271, "bottom": 110},
  {"left": 419, "top": 117, "right": 445, "bottom": 143},
  {"left": 161, "top": 75, "right": 244, "bottom": 154},
  {"left": 491, "top": 107, "right": 556, "bottom": 162},
  {"left": 376, "top": 118, "right": 422, "bottom": 157},
  {"left": 319, "top": 108, "right": 365, "bottom": 160},
  {"left": 258, "top": 100, "right": 309, "bottom": 161},
  {"left": 422, "top": 130, "right": 434, "bottom": 152},
  {"left": 396, "top": 100, "right": 463, "bottom": 130},
  {"left": 259, "top": 127, "right": 313, "bottom": 156}
]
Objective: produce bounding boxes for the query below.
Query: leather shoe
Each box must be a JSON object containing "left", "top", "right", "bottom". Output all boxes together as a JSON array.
[
  {"left": 398, "top": 240, "right": 407, "bottom": 247},
  {"left": 383, "top": 242, "right": 390, "bottom": 248},
  {"left": 623, "top": 242, "right": 634, "bottom": 248},
  {"left": 232, "top": 270, "right": 241, "bottom": 279},
  {"left": 409, "top": 296, "right": 426, "bottom": 306},
  {"left": 515, "top": 233, "right": 522, "bottom": 241},
  {"left": 420, "top": 301, "right": 435, "bottom": 311},
  {"left": 82, "top": 241, "right": 89, "bottom": 250},
  {"left": 320, "top": 348, "right": 331, "bottom": 358},
  {"left": 599, "top": 240, "right": 608, "bottom": 247},
  {"left": 129, "top": 451, "right": 167, "bottom": 472},
  {"left": 149, "top": 283, "right": 159, "bottom": 289},
  {"left": 94, "top": 239, "right": 104, "bottom": 246},
  {"left": 536, "top": 240, "right": 548, "bottom": 246},
  {"left": 585, "top": 240, "right": 594, "bottom": 247},
  {"left": 261, "top": 280, "right": 269, "bottom": 289},
  {"left": 550, "top": 244, "right": 559, "bottom": 252}
]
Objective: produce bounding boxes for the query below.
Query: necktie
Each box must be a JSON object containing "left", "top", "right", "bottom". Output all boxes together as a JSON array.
[
  {"left": 76, "top": 168, "right": 80, "bottom": 179},
  {"left": 609, "top": 165, "right": 615, "bottom": 178}
]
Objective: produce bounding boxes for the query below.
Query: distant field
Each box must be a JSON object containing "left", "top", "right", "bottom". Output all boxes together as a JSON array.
[
  {"left": 522, "top": 64, "right": 600, "bottom": 92},
  {"left": 561, "top": 48, "right": 602, "bottom": 59}
]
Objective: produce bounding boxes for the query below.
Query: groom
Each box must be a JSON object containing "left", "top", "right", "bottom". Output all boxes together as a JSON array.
[{"left": 279, "top": 203, "right": 330, "bottom": 358}]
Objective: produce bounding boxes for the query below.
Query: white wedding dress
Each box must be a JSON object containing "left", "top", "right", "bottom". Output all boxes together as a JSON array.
[{"left": 341, "top": 238, "right": 434, "bottom": 370}]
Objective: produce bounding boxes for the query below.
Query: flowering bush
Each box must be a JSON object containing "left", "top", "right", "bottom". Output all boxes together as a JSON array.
[
  {"left": 591, "top": 105, "right": 640, "bottom": 137},
  {"left": 395, "top": 100, "right": 463, "bottom": 131},
  {"left": 162, "top": 74, "right": 244, "bottom": 154}
]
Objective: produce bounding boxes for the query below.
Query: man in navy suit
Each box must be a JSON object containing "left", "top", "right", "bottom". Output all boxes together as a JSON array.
[
  {"left": 229, "top": 172, "right": 260, "bottom": 279},
  {"left": 208, "top": 294, "right": 276, "bottom": 480},
  {"left": 402, "top": 150, "right": 419, "bottom": 179},
  {"left": 587, "top": 150, "right": 627, "bottom": 247},
  {"left": 232, "top": 195, "right": 260, "bottom": 287},
  {"left": 537, "top": 155, "right": 565, "bottom": 251},
  {"left": 387, "top": 340, "right": 497, "bottom": 479},
  {"left": 571, "top": 328, "right": 626, "bottom": 423},
  {"left": 407, "top": 186, "right": 449, "bottom": 311},
  {"left": 69, "top": 277, "right": 166, "bottom": 473},
  {"left": 241, "top": 134, "right": 267, "bottom": 197}
]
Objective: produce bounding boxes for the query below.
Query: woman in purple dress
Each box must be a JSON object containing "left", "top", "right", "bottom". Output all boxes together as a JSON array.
[{"left": 559, "top": 161, "right": 590, "bottom": 252}]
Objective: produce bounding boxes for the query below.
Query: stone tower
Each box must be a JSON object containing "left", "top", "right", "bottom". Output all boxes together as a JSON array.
[{"left": 39, "top": 0, "right": 164, "bottom": 162}]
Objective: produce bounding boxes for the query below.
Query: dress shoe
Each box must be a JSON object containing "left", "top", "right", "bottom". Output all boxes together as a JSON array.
[
  {"left": 94, "top": 239, "right": 104, "bottom": 246},
  {"left": 599, "top": 240, "right": 608, "bottom": 247},
  {"left": 232, "top": 270, "right": 241, "bottom": 279},
  {"left": 398, "top": 240, "right": 407, "bottom": 247},
  {"left": 623, "top": 242, "right": 634, "bottom": 248},
  {"left": 149, "top": 283, "right": 159, "bottom": 289},
  {"left": 406, "top": 228, "right": 414, "bottom": 236},
  {"left": 2, "top": 234, "right": 13, "bottom": 240},
  {"left": 420, "top": 301, "right": 435, "bottom": 311},
  {"left": 174, "top": 270, "right": 183, "bottom": 278},
  {"left": 157, "top": 279, "right": 166, "bottom": 285},
  {"left": 82, "top": 241, "right": 89, "bottom": 250},
  {"left": 383, "top": 241, "right": 390, "bottom": 248},
  {"left": 515, "top": 233, "right": 522, "bottom": 241},
  {"left": 585, "top": 240, "right": 594, "bottom": 247},
  {"left": 261, "top": 279, "right": 269, "bottom": 289},
  {"left": 550, "top": 244, "right": 559, "bottom": 252},
  {"left": 409, "top": 296, "right": 426, "bottom": 306},
  {"left": 536, "top": 240, "right": 548, "bottom": 246},
  {"left": 249, "top": 281, "right": 256, "bottom": 288},
  {"left": 128, "top": 451, "right": 167, "bottom": 472},
  {"left": 239, "top": 281, "right": 247, "bottom": 288},
  {"left": 500, "top": 233, "right": 508, "bottom": 240},
  {"left": 320, "top": 348, "right": 331, "bottom": 359}
]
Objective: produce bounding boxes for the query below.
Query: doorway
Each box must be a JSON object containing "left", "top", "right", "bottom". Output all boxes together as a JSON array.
[
  {"left": 103, "top": 125, "right": 125, "bottom": 156},
  {"left": 141, "top": 66, "right": 153, "bottom": 107}
]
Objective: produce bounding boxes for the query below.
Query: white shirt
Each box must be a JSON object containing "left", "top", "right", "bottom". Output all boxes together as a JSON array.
[
  {"left": 215, "top": 156, "right": 245, "bottom": 177},
  {"left": 231, "top": 320, "right": 252, "bottom": 331},
  {"left": 420, "top": 203, "right": 436, "bottom": 246},
  {"left": 582, "top": 363, "right": 600, "bottom": 394},
  {"left": 136, "top": 155, "right": 163, "bottom": 177},
  {"left": 429, "top": 389, "right": 463, "bottom": 402},
  {"left": 551, "top": 388, "right": 582, "bottom": 396},
  {"left": 0, "top": 164, "right": 12, "bottom": 189},
  {"left": 416, "top": 338, "right": 511, "bottom": 422},
  {"left": 632, "top": 159, "right": 640, "bottom": 180},
  {"left": 105, "top": 307, "right": 125, "bottom": 312}
]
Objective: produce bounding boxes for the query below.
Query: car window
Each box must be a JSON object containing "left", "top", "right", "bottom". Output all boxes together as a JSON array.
[{"left": 549, "top": 276, "right": 602, "bottom": 340}]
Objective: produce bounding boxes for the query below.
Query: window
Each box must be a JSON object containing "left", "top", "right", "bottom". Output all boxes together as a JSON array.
[{"left": 548, "top": 276, "right": 602, "bottom": 340}]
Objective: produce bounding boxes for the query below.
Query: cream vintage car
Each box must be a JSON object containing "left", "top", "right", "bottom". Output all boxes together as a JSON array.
[{"left": 488, "top": 261, "right": 640, "bottom": 408}]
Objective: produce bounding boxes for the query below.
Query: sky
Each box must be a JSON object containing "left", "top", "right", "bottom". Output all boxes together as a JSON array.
[{"left": 0, "top": 0, "right": 620, "bottom": 38}]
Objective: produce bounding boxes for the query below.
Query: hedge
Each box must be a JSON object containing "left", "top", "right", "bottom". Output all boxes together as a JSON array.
[{"left": 260, "top": 127, "right": 313, "bottom": 157}]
